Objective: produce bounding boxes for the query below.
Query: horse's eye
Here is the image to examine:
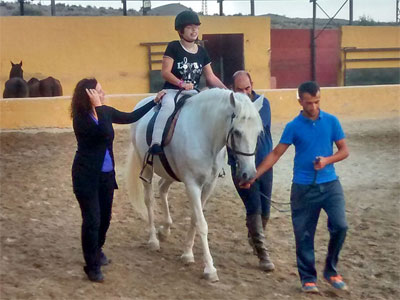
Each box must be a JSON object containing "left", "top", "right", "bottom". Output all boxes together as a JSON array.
[{"left": 233, "top": 130, "right": 242, "bottom": 137}]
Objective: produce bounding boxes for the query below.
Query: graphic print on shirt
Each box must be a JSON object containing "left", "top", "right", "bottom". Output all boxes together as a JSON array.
[{"left": 177, "top": 57, "right": 203, "bottom": 86}]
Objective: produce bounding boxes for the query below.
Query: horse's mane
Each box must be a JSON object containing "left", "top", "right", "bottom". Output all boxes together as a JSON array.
[{"left": 189, "top": 88, "right": 262, "bottom": 130}]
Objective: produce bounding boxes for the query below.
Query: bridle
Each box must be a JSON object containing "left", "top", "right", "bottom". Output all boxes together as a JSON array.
[{"left": 226, "top": 113, "right": 256, "bottom": 159}]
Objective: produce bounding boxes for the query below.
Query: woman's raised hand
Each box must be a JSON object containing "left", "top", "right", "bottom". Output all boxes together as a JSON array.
[
  {"left": 86, "top": 88, "right": 102, "bottom": 107},
  {"left": 154, "top": 90, "right": 166, "bottom": 103}
]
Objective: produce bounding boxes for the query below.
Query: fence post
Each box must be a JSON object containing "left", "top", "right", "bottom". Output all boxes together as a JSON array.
[
  {"left": 51, "top": 0, "right": 56, "bottom": 16},
  {"left": 311, "top": 0, "right": 316, "bottom": 81},
  {"left": 19, "top": 0, "right": 24, "bottom": 16}
]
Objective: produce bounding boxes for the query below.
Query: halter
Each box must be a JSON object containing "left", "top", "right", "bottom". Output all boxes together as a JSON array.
[{"left": 226, "top": 113, "right": 257, "bottom": 158}]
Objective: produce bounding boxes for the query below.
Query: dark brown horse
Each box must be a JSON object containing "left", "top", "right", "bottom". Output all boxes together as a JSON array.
[
  {"left": 39, "top": 76, "right": 63, "bottom": 97},
  {"left": 3, "top": 61, "right": 29, "bottom": 98},
  {"left": 3, "top": 61, "right": 63, "bottom": 98},
  {"left": 27, "top": 78, "right": 41, "bottom": 97}
]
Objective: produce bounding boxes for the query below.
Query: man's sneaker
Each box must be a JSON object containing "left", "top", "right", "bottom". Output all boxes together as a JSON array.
[
  {"left": 302, "top": 282, "right": 319, "bottom": 293},
  {"left": 149, "top": 143, "right": 163, "bottom": 155},
  {"left": 325, "top": 275, "right": 348, "bottom": 290}
]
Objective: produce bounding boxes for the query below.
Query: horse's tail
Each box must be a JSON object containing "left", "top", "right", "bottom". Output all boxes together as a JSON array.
[{"left": 126, "top": 140, "right": 147, "bottom": 219}]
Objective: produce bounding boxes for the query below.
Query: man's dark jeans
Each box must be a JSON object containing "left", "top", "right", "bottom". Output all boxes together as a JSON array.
[{"left": 290, "top": 179, "right": 348, "bottom": 285}]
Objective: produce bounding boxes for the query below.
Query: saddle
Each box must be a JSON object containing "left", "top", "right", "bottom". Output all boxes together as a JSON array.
[{"left": 140, "top": 91, "right": 193, "bottom": 183}]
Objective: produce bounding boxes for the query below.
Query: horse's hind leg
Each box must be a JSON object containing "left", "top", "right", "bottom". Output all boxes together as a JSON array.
[
  {"left": 143, "top": 180, "right": 160, "bottom": 251},
  {"left": 157, "top": 178, "right": 173, "bottom": 241}
]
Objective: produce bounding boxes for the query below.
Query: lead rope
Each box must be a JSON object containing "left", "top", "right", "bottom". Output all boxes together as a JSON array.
[{"left": 257, "top": 168, "right": 319, "bottom": 213}]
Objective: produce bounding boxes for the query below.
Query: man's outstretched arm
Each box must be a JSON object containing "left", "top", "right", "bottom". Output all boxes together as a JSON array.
[{"left": 240, "top": 143, "right": 290, "bottom": 188}]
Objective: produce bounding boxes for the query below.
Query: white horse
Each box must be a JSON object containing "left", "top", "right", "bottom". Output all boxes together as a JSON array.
[{"left": 127, "top": 88, "right": 263, "bottom": 282}]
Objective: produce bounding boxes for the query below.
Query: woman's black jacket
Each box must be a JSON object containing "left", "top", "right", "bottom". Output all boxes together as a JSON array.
[{"left": 72, "top": 101, "right": 155, "bottom": 195}]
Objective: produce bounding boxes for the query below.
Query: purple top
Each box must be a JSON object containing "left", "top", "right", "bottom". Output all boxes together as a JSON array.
[{"left": 90, "top": 113, "right": 114, "bottom": 172}]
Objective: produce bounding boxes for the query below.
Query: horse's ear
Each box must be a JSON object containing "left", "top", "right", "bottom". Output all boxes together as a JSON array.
[
  {"left": 253, "top": 95, "right": 264, "bottom": 111},
  {"left": 230, "top": 92, "right": 236, "bottom": 108},
  {"left": 11, "top": 61, "right": 14, "bottom": 66}
]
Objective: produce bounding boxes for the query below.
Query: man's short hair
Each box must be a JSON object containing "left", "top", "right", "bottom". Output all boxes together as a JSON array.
[
  {"left": 298, "top": 81, "right": 320, "bottom": 99},
  {"left": 232, "top": 70, "right": 253, "bottom": 88}
]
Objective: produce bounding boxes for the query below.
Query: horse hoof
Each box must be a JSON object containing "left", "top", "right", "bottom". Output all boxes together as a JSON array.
[
  {"left": 148, "top": 240, "right": 160, "bottom": 251},
  {"left": 202, "top": 271, "right": 219, "bottom": 282},
  {"left": 180, "top": 254, "right": 195, "bottom": 264},
  {"left": 157, "top": 226, "right": 170, "bottom": 242}
]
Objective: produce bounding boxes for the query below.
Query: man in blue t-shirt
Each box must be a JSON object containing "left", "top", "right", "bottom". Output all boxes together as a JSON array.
[
  {"left": 228, "top": 70, "right": 275, "bottom": 272},
  {"left": 241, "top": 81, "right": 349, "bottom": 294}
]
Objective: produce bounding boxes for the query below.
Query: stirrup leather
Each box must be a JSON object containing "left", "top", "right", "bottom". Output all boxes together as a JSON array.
[{"left": 139, "top": 152, "right": 154, "bottom": 183}]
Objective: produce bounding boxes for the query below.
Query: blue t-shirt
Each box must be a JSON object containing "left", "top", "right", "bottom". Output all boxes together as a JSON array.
[
  {"left": 280, "top": 110, "right": 345, "bottom": 184},
  {"left": 228, "top": 91, "right": 273, "bottom": 167},
  {"left": 90, "top": 114, "right": 114, "bottom": 173}
]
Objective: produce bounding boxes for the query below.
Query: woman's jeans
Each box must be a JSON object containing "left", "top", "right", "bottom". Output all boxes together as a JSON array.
[
  {"left": 75, "top": 171, "right": 115, "bottom": 269},
  {"left": 290, "top": 179, "right": 348, "bottom": 285}
]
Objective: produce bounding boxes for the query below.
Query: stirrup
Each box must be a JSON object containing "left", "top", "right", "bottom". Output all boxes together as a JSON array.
[
  {"left": 218, "top": 168, "right": 226, "bottom": 178},
  {"left": 140, "top": 152, "right": 154, "bottom": 183}
]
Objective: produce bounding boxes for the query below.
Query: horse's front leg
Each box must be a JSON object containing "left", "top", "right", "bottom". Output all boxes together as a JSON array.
[
  {"left": 143, "top": 180, "right": 159, "bottom": 251},
  {"left": 185, "top": 183, "right": 219, "bottom": 282},
  {"left": 181, "top": 180, "right": 218, "bottom": 264},
  {"left": 181, "top": 212, "right": 196, "bottom": 264},
  {"left": 157, "top": 178, "right": 173, "bottom": 241}
]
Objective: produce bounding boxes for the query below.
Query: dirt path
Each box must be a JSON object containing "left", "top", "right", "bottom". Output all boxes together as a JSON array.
[{"left": 1, "top": 117, "right": 399, "bottom": 300}]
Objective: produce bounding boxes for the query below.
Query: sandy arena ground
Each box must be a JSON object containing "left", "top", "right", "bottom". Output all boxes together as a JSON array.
[{"left": 1, "top": 116, "right": 399, "bottom": 300}]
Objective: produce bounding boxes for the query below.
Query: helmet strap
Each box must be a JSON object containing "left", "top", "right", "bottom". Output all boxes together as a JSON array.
[
  {"left": 178, "top": 31, "right": 196, "bottom": 44},
  {"left": 181, "top": 36, "right": 195, "bottom": 43}
]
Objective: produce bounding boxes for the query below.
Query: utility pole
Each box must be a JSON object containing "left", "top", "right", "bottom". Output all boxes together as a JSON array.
[
  {"left": 397, "top": 0, "right": 399, "bottom": 23},
  {"left": 51, "top": 0, "right": 56, "bottom": 16},
  {"left": 349, "top": 0, "right": 353, "bottom": 25},
  {"left": 202, "top": 0, "right": 208, "bottom": 15},
  {"left": 311, "top": 0, "right": 317, "bottom": 81},
  {"left": 218, "top": 0, "right": 223, "bottom": 16},
  {"left": 250, "top": 0, "right": 255, "bottom": 16},
  {"left": 19, "top": 0, "right": 24, "bottom": 16},
  {"left": 142, "top": 0, "right": 151, "bottom": 16},
  {"left": 121, "top": 0, "right": 127, "bottom": 16}
]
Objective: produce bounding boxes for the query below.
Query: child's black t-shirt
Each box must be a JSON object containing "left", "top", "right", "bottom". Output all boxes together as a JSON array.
[{"left": 163, "top": 40, "right": 211, "bottom": 89}]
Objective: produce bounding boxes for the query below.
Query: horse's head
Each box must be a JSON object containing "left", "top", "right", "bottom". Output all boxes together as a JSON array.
[
  {"left": 227, "top": 92, "right": 263, "bottom": 182},
  {"left": 10, "top": 61, "right": 24, "bottom": 79}
]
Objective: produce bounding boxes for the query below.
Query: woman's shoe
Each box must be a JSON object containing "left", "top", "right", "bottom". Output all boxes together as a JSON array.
[
  {"left": 83, "top": 266, "right": 104, "bottom": 282},
  {"left": 99, "top": 251, "right": 111, "bottom": 266}
]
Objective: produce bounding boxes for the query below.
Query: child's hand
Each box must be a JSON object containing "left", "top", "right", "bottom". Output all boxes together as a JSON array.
[
  {"left": 86, "top": 88, "right": 102, "bottom": 107},
  {"left": 183, "top": 82, "right": 194, "bottom": 90}
]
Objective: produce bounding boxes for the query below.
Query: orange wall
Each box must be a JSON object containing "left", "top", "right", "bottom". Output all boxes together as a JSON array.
[
  {"left": 1, "top": 85, "right": 398, "bottom": 130},
  {"left": 0, "top": 16, "right": 271, "bottom": 96}
]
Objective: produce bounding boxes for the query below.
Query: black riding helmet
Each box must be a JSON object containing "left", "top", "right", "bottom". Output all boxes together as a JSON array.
[{"left": 175, "top": 10, "right": 201, "bottom": 31}]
